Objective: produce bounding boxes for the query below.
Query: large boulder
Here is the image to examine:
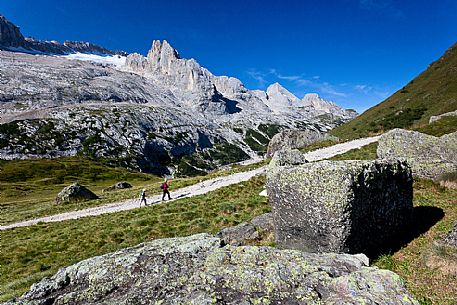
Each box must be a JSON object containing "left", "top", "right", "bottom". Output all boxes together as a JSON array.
[
  {"left": 266, "top": 159, "right": 413, "bottom": 256},
  {"left": 217, "top": 213, "right": 275, "bottom": 246},
  {"left": 216, "top": 222, "right": 259, "bottom": 246},
  {"left": 4, "top": 233, "right": 419, "bottom": 305},
  {"left": 270, "top": 148, "right": 308, "bottom": 166},
  {"left": 266, "top": 129, "right": 338, "bottom": 158},
  {"left": 251, "top": 212, "right": 275, "bottom": 233},
  {"left": 377, "top": 129, "right": 457, "bottom": 180},
  {"left": 55, "top": 183, "right": 99, "bottom": 204},
  {"left": 103, "top": 181, "right": 133, "bottom": 192}
]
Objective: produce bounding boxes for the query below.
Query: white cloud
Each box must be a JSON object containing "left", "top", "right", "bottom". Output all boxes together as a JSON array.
[
  {"left": 246, "top": 69, "right": 268, "bottom": 88},
  {"left": 269, "top": 69, "right": 303, "bottom": 81},
  {"left": 354, "top": 84, "right": 374, "bottom": 94}
]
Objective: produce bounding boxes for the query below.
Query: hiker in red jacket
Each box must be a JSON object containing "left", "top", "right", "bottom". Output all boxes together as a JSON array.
[{"left": 161, "top": 178, "right": 171, "bottom": 201}]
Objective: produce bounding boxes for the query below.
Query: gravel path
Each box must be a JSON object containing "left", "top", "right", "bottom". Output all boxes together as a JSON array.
[
  {"left": 0, "top": 135, "right": 380, "bottom": 231},
  {"left": 303, "top": 135, "right": 381, "bottom": 161}
]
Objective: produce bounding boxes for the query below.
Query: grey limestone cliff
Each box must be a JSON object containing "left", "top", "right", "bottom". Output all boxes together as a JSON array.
[{"left": 0, "top": 16, "right": 356, "bottom": 175}]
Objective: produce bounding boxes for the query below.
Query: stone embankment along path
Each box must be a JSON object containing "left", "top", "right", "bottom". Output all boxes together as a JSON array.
[{"left": 0, "top": 135, "right": 380, "bottom": 231}]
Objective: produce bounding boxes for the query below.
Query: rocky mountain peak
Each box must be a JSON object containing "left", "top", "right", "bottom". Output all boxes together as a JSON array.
[
  {"left": 302, "top": 92, "right": 339, "bottom": 112},
  {"left": 264, "top": 82, "right": 301, "bottom": 113},
  {"left": 123, "top": 40, "right": 356, "bottom": 118},
  {"left": 303, "top": 93, "right": 320, "bottom": 100},
  {"left": 0, "top": 14, "right": 126, "bottom": 55},
  {"left": 147, "top": 40, "right": 180, "bottom": 68},
  {"left": 0, "top": 15, "right": 26, "bottom": 48},
  {"left": 267, "top": 82, "right": 291, "bottom": 94}
]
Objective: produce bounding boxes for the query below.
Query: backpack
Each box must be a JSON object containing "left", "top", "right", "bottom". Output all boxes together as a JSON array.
[{"left": 160, "top": 183, "right": 165, "bottom": 190}]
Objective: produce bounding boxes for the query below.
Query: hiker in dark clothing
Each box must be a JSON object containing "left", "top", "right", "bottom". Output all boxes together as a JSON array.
[
  {"left": 140, "top": 188, "right": 147, "bottom": 206},
  {"left": 161, "top": 178, "right": 171, "bottom": 201}
]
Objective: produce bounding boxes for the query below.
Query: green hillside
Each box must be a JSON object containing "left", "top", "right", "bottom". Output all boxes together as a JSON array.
[{"left": 331, "top": 42, "right": 457, "bottom": 140}]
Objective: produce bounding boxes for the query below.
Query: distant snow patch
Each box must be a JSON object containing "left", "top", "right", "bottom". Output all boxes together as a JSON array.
[{"left": 61, "top": 52, "right": 126, "bottom": 66}]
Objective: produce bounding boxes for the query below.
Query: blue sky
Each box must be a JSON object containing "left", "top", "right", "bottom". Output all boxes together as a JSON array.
[{"left": 2, "top": 0, "right": 457, "bottom": 112}]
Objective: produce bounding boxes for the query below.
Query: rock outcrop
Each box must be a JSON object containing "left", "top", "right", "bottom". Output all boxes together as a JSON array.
[
  {"left": 267, "top": 158, "right": 413, "bottom": 256},
  {"left": 269, "top": 148, "right": 309, "bottom": 166},
  {"left": 377, "top": 129, "right": 457, "bottom": 180},
  {"left": 262, "top": 84, "right": 357, "bottom": 119},
  {"left": 217, "top": 222, "right": 259, "bottom": 246},
  {"left": 4, "top": 233, "right": 419, "bottom": 305},
  {"left": 103, "top": 181, "right": 133, "bottom": 192},
  {"left": 429, "top": 110, "right": 457, "bottom": 123},
  {"left": 266, "top": 128, "right": 338, "bottom": 158},
  {"left": 0, "top": 15, "right": 25, "bottom": 48},
  {"left": 302, "top": 93, "right": 357, "bottom": 117},
  {"left": 55, "top": 183, "right": 99, "bottom": 204},
  {"left": 217, "top": 213, "right": 274, "bottom": 246},
  {"left": 250, "top": 212, "right": 274, "bottom": 233}
]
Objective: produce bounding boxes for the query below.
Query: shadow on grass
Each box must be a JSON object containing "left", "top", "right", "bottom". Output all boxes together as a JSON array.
[{"left": 371, "top": 206, "right": 444, "bottom": 260}]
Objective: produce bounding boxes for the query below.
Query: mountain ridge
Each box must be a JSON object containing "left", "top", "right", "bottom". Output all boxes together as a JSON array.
[
  {"left": 0, "top": 14, "right": 126, "bottom": 56},
  {"left": 331, "top": 41, "right": 457, "bottom": 140},
  {"left": 0, "top": 15, "right": 356, "bottom": 176}
]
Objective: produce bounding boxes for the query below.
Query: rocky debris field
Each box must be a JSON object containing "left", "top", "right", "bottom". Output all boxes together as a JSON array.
[{"left": 3, "top": 233, "right": 419, "bottom": 305}]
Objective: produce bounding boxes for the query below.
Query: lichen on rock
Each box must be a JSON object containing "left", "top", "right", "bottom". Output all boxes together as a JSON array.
[
  {"left": 266, "top": 159, "right": 413, "bottom": 256},
  {"left": 377, "top": 128, "right": 457, "bottom": 180},
  {"left": 3, "top": 233, "right": 419, "bottom": 304},
  {"left": 266, "top": 129, "right": 338, "bottom": 158}
]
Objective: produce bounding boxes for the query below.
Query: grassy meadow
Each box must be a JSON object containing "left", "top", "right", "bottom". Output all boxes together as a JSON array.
[
  {"left": 1, "top": 122, "right": 456, "bottom": 304},
  {"left": 0, "top": 175, "right": 269, "bottom": 301},
  {"left": 0, "top": 157, "right": 267, "bottom": 225},
  {"left": 330, "top": 42, "right": 457, "bottom": 141}
]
